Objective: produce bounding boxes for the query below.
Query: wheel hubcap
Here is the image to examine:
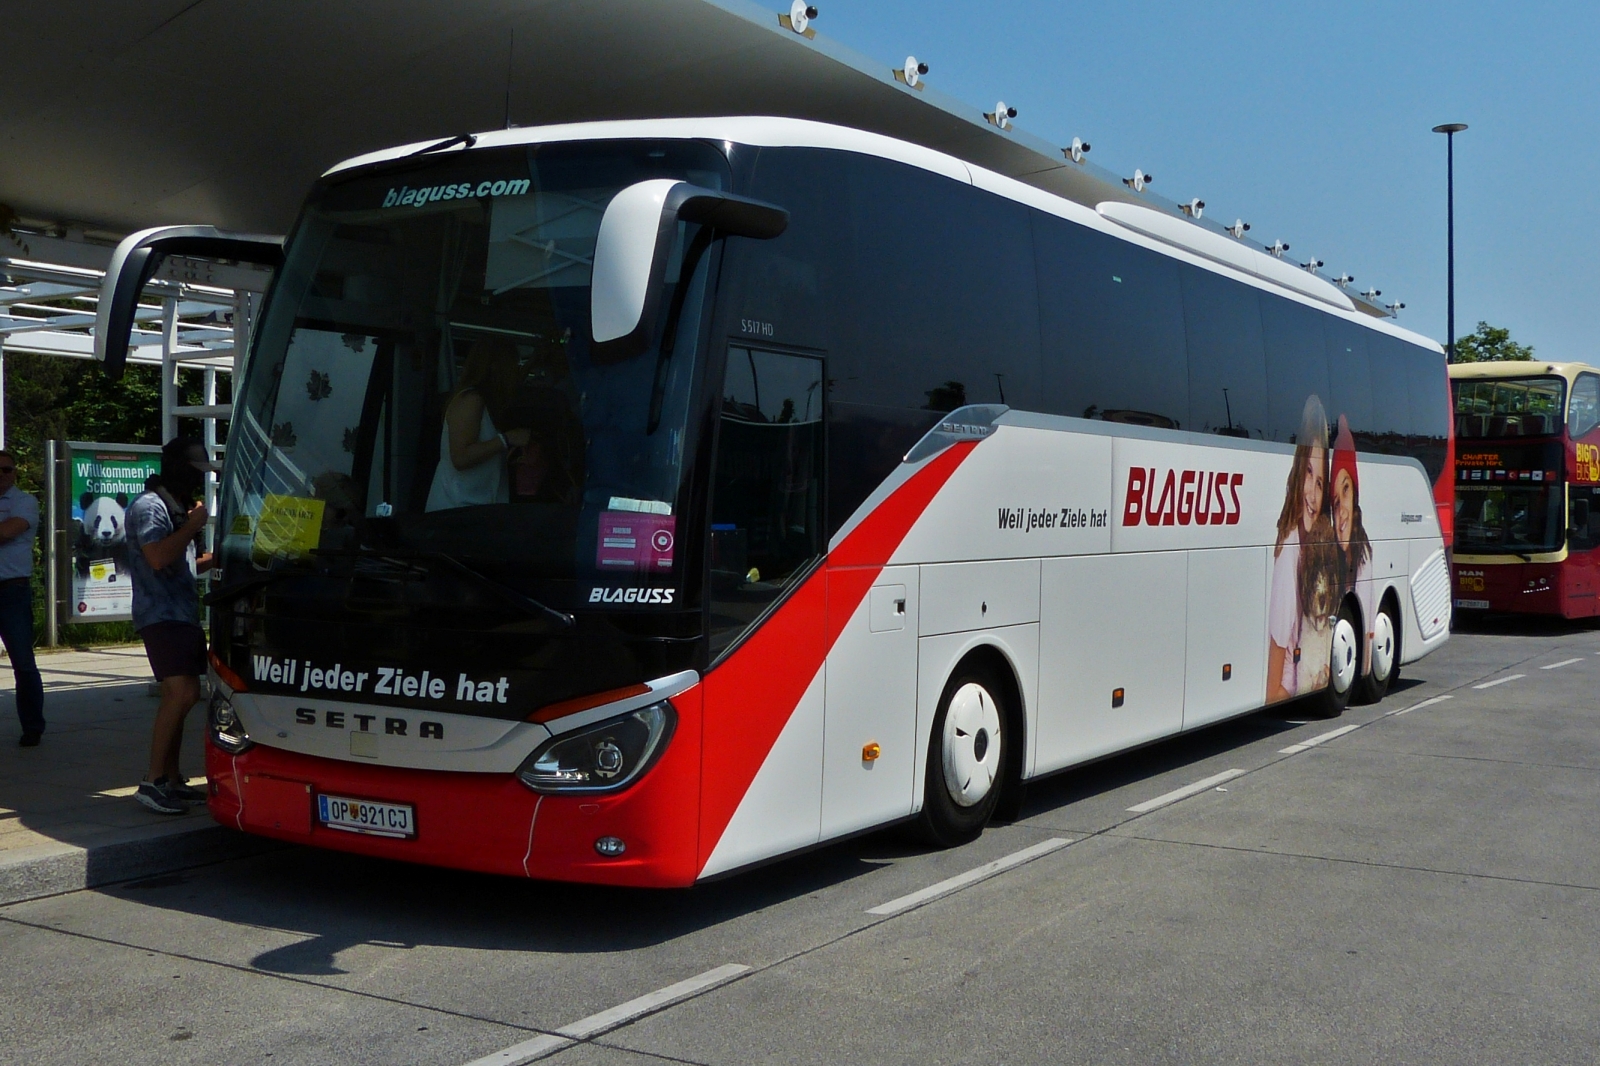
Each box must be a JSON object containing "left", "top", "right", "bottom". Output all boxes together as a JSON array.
[
  {"left": 1330, "top": 617, "right": 1358, "bottom": 694},
  {"left": 1371, "top": 612, "right": 1395, "bottom": 682},
  {"left": 943, "top": 682, "right": 1002, "bottom": 808}
]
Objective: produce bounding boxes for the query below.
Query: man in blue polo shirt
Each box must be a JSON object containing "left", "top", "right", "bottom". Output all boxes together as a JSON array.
[
  {"left": 0, "top": 451, "right": 45, "bottom": 746},
  {"left": 124, "top": 438, "right": 216, "bottom": 813}
]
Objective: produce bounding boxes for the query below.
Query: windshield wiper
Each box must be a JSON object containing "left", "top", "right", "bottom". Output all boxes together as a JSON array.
[{"left": 314, "top": 548, "right": 575, "bottom": 630}]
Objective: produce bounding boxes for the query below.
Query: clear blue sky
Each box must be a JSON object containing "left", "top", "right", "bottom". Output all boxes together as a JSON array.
[{"left": 810, "top": 1, "right": 1597, "bottom": 359}]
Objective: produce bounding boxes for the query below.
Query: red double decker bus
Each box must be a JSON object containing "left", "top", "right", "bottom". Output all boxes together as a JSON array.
[{"left": 1451, "top": 361, "right": 1600, "bottom": 618}]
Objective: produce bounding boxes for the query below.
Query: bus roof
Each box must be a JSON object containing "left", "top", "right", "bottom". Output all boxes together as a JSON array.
[
  {"left": 327, "top": 115, "right": 1442, "bottom": 355},
  {"left": 1450, "top": 361, "right": 1595, "bottom": 383}
]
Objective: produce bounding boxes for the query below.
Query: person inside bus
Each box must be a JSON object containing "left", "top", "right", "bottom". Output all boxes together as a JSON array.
[
  {"left": 1267, "top": 395, "right": 1329, "bottom": 703},
  {"left": 426, "top": 337, "right": 530, "bottom": 511},
  {"left": 1330, "top": 416, "right": 1375, "bottom": 670}
]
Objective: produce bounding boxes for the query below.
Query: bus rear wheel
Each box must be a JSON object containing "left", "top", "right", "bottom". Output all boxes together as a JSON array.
[
  {"left": 918, "top": 667, "right": 1007, "bottom": 847},
  {"left": 1309, "top": 601, "right": 1360, "bottom": 719},
  {"left": 1357, "top": 600, "right": 1399, "bottom": 705}
]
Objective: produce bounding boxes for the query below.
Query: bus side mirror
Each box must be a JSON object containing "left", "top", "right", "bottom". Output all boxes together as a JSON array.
[
  {"left": 590, "top": 181, "right": 788, "bottom": 364},
  {"left": 94, "top": 225, "right": 284, "bottom": 380}
]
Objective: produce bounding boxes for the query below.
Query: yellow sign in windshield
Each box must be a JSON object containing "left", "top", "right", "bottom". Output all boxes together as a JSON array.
[{"left": 252, "top": 494, "right": 326, "bottom": 565}]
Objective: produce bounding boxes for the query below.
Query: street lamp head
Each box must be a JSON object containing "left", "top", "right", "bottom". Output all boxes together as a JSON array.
[{"left": 1432, "top": 123, "right": 1468, "bottom": 134}]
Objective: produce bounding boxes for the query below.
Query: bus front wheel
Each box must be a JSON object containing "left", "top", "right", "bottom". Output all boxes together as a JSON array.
[{"left": 918, "top": 667, "right": 1007, "bottom": 847}]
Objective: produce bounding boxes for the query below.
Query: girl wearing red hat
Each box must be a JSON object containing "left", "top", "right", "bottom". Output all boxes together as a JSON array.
[{"left": 1330, "top": 414, "right": 1374, "bottom": 675}]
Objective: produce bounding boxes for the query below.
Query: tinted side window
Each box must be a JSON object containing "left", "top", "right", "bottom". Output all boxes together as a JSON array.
[
  {"left": 708, "top": 349, "right": 825, "bottom": 658},
  {"left": 1366, "top": 332, "right": 1413, "bottom": 457},
  {"left": 1036, "top": 216, "right": 1188, "bottom": 428},
  {"left": 834, "top": 155, "right": 1041, "bottom": 413},
  {"left": 1180, "top": 264, "right": 1267, "bottom": 439},
  {"left": 1259, "top": 294, "right": 1333, "bottom": 444},
  {"left": 736, "top": 148, "right": 847, "bottom": 354},
  {"left": 1404, "top": 342, "right": 1450, "bottom": 483},
  {"left": 1324, "top": 319, "right": 1375, "bottom": 442},
  {"left": 1570, "top": 374, "right": 1600, "bottom": 439}
]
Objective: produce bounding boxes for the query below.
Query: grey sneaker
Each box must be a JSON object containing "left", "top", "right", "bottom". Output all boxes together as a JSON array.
[
  {"left": 135, "top": 779, "right": 187, "bottom": 815},
  {"left": 167, "top": 779, "right": 208, "bottom": 803}
]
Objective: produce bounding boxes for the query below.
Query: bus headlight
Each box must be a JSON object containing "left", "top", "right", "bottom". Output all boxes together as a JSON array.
[
  {"left": 209, "top": 692, "right": 254, "bottom": 754},
  {"left": 517, "top": 702, "right": 675, "bottom": 794}
]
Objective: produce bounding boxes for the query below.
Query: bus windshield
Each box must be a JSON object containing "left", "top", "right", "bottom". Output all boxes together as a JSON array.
[
  {"left": 1453, "top": 376, "right": 1565, "bottom": 439},
  {"left": 220, "top": 141, "right": 728, "bottom": 601},
  {"left": 1455, "top": 484, "right": 1565, "bottom": 554}
]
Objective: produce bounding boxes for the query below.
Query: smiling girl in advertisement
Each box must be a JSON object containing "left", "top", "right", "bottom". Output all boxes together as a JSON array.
[
  {"left": 1268, "top": 395, "right": 1329, "bottom": 703},
  {"left": 1330, "top": 416, "right": 1375, "bottom": 672}
]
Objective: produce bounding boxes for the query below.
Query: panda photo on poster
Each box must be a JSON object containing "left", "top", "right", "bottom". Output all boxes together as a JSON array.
[{"left": 68, "top": 445, "right": 163, "bottom": 621}]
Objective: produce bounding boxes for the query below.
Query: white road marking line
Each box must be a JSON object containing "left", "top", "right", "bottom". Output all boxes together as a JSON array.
[
  {"left": 1278, "top": 723, "right": 1362, "bottom": 754},
  {"left": 1541, "top": 658, "right": 1584, "bottom": 670},
  {"left": 866, "top": 838, "right": 1073, "bottom": 916},
  {"left": 463, "top": 964, "right": 751, "bottom": 1066},
  {"left": 463, "top": 1034, "right": 571, "bottom": 1066},
  {"left": 1125, "top": 769, "right": 1247, "bottom": 814},
  {"left": 1473, "top": 674, "right": 1526, "bottom": 690},
  {"left": 1385, "top": 694, "right": 1453, "bottom": 717}
]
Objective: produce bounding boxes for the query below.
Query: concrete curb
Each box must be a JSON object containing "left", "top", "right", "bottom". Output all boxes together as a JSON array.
[{"left": 0, "top": 820, "right": 278, "bottom": 906}]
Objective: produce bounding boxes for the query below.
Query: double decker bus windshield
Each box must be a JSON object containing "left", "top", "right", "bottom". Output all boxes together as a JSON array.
[
  {"left": 1455, "top": 484, "right": 1565, "bottom": 554},
  {"left": 220, "top": 141, "right": 729, "bottom": 602},
  {"left": 1454, "top": 376, "right": 1565, "bottom": 439}
]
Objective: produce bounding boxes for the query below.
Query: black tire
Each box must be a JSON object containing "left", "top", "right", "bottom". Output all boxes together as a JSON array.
[
  {"left": 1308, "top": 599, "right": 1360, "bottom": 719},
  {"left": 1355, "top": 598, "right": 1401, "bottom": 705},
  {"left": 917, "top": 665, "right": 1008, "bottom": 847}
]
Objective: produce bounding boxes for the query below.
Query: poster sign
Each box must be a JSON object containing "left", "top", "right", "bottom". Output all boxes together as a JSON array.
[{"left": 66, "top": 443, "right": 161, "bottom": 621}]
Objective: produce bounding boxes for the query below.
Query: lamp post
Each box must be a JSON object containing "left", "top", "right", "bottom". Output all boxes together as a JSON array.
[{"left": 1432, "top": 123, "right": 1468, "bottom": 362}]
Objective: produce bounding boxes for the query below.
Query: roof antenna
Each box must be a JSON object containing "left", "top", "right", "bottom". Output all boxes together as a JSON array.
[{"left": 503, "top": 28, "right": 515, "bottom": 130}]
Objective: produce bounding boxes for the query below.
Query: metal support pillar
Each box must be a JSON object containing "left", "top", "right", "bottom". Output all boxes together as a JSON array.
[
  {"left": 43, "top": 440, "right": 59, "bottom": 647},
  {"left": 160, "top": 296, "right": 180, "bottom": 442}
]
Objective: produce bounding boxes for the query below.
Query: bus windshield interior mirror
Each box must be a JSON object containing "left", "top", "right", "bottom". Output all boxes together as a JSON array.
[
  {"left": 590, "top": 181, "right": 788, "bottom": 364},
  {"left": 93, "top": 225, "right": 284, "bottom": 380}
]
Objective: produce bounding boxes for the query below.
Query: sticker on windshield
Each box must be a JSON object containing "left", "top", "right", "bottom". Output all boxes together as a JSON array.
[
  {"left": 597, "top": 512, "right": 676, "bottom": 573},
  {"left": 381, "top": 179, "right": 531, "bottom": 209}
]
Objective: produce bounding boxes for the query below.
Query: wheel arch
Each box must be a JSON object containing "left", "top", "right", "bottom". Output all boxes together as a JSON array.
[{"left": 916, "top": 637, "right": 1030, "bottom": 822}]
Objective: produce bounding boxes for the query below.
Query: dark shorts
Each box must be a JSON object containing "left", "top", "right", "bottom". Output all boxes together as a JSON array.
[{"left": 140, "top": 621, "right": 207, "bottom": 682}]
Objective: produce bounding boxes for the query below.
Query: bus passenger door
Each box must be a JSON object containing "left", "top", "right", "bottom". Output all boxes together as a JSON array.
[{"left": 822, "top": 566, "right": 920, "bottom": 838}]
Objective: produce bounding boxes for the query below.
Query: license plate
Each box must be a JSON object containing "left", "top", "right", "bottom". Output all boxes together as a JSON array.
[
  {"left": 317, "top": 794, "right": 415, "bottom": 838},
  {"left": 1455, "top": 598, "right": 1490, "bottom": 610}
]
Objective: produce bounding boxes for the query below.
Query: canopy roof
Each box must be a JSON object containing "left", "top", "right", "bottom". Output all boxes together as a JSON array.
[{"left": 2, "top": 0, "right": 1156, "bottom": 237}]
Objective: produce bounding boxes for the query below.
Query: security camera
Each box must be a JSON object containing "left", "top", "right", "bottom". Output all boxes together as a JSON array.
[
  {"left": 1063, "top": 137, "right": 1092, "bottom": 164},
  {"left": 986, "top": 101, "right": 1018, "bottom": 129},
  {"left": 1179, "top": 198, "right": 1205, "bottom": 218},
  {"left": 1266, "top": 239, "right": 1290, "bottom": 257},
  {"left": 1225, "top": 219, "right": 1251, "bottom": 239},
  {"left": 1300, "top": 258, "right": 1324, "bottom": 272},
  {"left": 1360, "top": 288, "right": 1382, "bottom": 300},
  {"left": 1385, "top": 300, "right": 1406, "bottom": 314},
  {"left": 1122, "top": 169, "right": 1153, "bottom": 192},
  {"left": 900, "top": 56, "right": 928, "bottom": 88},
  {"left": 1333, "top": 274, "right": 1355, "bottom": 287},
  {"left": 786, "top": 1, "right": 817, "bottom": 35}
]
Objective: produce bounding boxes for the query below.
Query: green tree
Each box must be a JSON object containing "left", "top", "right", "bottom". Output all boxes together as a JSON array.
[{"left": 1453, "top": 321, "right": 1534, "bottom": 363}]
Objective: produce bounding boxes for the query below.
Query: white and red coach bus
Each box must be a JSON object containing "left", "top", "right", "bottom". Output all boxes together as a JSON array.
[{"left": 99, "top": 118, "right": 1452, "bottom": 886}]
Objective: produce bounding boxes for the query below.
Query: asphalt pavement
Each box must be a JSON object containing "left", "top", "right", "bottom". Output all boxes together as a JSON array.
[{"left": 2, "top": 617, "right": 1597, "bottom": 1066}]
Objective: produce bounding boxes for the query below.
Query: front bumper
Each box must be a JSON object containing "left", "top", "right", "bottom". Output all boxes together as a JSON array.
[{"left": 204, "top": 685, "right": 704, "bottom": 888}]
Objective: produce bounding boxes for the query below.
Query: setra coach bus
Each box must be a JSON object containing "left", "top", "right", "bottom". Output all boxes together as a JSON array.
[
  {"left": 95, "top": 117, "right": 1452, "bottom": 886},
  {"left": 1450, "top": 360, "right": 1600, "bottom": 618}
]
